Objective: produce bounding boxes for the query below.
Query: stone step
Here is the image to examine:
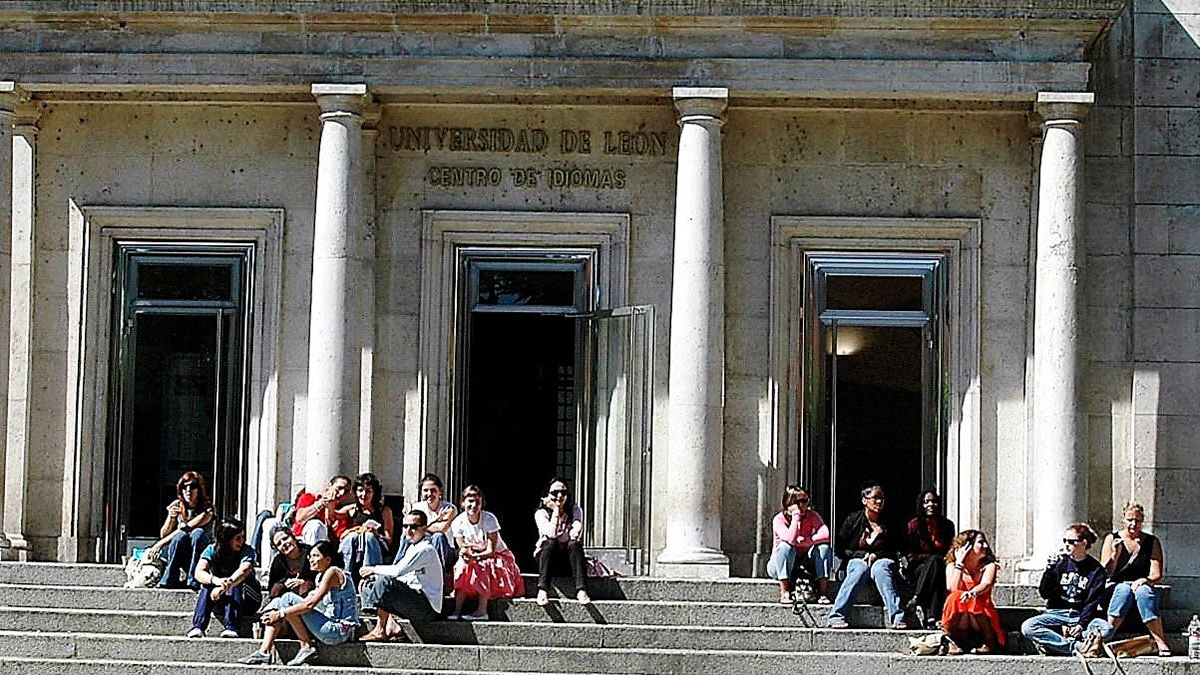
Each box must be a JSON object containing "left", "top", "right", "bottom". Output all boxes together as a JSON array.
[
  {"left": 0, "top": 656, "right": 585, "bottom": 675},
  {"left": 6, "top": 562, "right": 1172, "bottom": 608},
  {"left": 0, "top": 634, "right": 1196, "bottom": 674}
]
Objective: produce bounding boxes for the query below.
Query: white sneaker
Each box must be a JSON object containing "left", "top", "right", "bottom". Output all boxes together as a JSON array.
[
  {"left": 461, "top": 613, "right": 488, "bottom": 622},
  {"left": 186, "top": 627, "right": 204, "bottom": 638},
  {"left": 219, "top": 628, "right": 238, "bottom": 638}
]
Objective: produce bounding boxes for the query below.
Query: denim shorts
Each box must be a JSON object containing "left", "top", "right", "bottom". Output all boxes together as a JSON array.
[{"left": 264, "top": 592, "right": 355, "bottom": 645}]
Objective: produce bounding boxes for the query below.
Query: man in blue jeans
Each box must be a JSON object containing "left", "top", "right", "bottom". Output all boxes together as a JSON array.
[
  {"left": 828, "top": 482, "right": 907, "bottom": 629},
  {"left": 1020, "top": 523, "right": 1107, "bottom": 655}
]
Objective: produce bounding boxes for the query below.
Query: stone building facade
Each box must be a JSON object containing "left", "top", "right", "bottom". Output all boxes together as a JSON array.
[{"left": 0, "top": 0, "right": 1195, "bottom": 599}]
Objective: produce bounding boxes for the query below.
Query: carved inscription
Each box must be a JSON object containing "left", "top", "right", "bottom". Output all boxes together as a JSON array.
[{"left": 390, "top": 124, "right": 667, "bottom": 190}]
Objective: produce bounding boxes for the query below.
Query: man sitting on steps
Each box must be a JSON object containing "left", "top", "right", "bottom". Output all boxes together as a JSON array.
[{"left": 359, "top": 510, "right": 444, "bottom": 641}]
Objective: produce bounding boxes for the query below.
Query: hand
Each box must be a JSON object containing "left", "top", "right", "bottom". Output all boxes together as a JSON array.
[
  {"left": 954, "top": 544, "right": 970, "bottom": 565},
  {"left": 167, "top": 503, "right": 182, "bottom": 519},
  {"left": 145, "top": 544, "right": 162, "bottom": 560},
  {"left": 1064, "top": 624, "right": 1083, "bottom": 639},
  {"left": 961, "top": 589, "right": 976, "bottom": 601},
  {"left": 864, "top": 553, "right": 877, "bottom": 566},
  {"left": 360, "top": 566, "right": 376, "bottom": 578},
  {"left": 1046, "top": 552, "right": 1064, "bottom": 569},
  {"left": 786, "top": 504, "right": 801, "bottom": 516},
  {"left": 284, "top": 578, "right": 304, "bottom": 590},
  {"left": 262, "top": 610, "right": 282, "bottom": 626},
  {"left": 1130, "top": 578, "right": 1147, "bottom": 592},
  {"left": 210, "top": 586, "right": 225, "bottom": 601},
  {"left": 541, "top": 496, "right": 556, "bottom": 510}
]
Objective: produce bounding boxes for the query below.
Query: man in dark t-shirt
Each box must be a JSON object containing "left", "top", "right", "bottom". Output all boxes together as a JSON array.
[{"left": 1020, "top": 522, "right": 1107, "bottom": 655}]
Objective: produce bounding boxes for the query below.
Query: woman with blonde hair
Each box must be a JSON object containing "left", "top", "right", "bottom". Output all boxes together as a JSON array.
[
  {"left": 941, "top": 529, "right": 1005, "bottom": 654},
  {"left": 1082, "top": 502, "right": 1170, "bottom": 657}
]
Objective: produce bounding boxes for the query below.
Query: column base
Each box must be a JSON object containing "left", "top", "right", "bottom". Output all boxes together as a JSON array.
[
  {"left": 0, "top": 532, "right": 30, "bottom": 562},
  {"left": 656, "top": 547, "right": 730, "bottom": 578}
]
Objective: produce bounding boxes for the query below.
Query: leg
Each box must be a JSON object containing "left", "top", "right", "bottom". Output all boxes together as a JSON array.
[
  {"left": 767, "top": 543, "right": 796, "bottom": 601},
  {"left": 391, "top": 535, "right": 411, "bottom": 565},
  {"left": 428, "top": 532, "right": 458, "bottom": 573},
  {"left": 184, "top": 528, "right": 209, "bottom": 588},
  {"left": 807, "top": 544, "right": 836, "bottom": 600},
  {"left": 828, "top": 558, "right": 868, "bottom": 627},
  {"left": 339, "top": 534, "right": 362, "bottom": 581},
  {"left": 1085, "top": 617, "right": 1115, "bottom": 642},
  {"left": 251, "top": 510, "right": 274, "bottom": 567},
  {"left": 159, "top": 530, "right": 189, "bottom": 588},
  {"left": 1106, "top": 582, "right": 1135, "bottom": 633},
  {"left": 536, "top": 543, "right": 555, "bottom": 591},
  {"left": 192, "top": 587, "right": 214, "bottom": 632},
  {"left": 1133, "top": 585, "right": 1169, "bottom": 653},
  {"left": 1021, "top": 610, "right": 1079, "bottom": 655},
  {"left": 870, "top": 558, "right": 906, "bottom": 627},
  {"left": 566, "top": 541, "right": 589, "bottom": 593},
  {"left": 300, "top": 519, "right": 328, "bottom": 546}
]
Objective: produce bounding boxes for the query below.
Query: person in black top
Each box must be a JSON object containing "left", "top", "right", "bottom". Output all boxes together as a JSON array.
[
  {"left": 827, "top": 481, "right": 908, "bottom": 629},
  {"left": 904, "top": 489, "right": 955, "bottom": 628},
  {"left": 1084, "top": 502, "right": 1170, "bottom": 656},
  {"left": 266, "top": 526, "right": 317, "bottom": 601},
  {"left": 1020, "top": 522, "right": 1107, "bottom": 655}
]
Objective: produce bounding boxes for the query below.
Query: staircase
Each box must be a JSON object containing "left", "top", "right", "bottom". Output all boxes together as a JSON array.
[{"left": 0, "top": 562, "right": 1196, "bottom": 674}]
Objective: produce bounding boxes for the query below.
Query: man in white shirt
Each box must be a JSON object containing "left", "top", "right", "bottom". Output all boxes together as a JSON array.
[{"left": 360, "top": 511, "right": 444, "bottom": 641}]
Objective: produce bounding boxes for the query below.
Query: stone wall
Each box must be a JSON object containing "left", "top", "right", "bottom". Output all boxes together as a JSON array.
[{"left": 1127, "top": 0, "right": 1200, "bottom": 606}]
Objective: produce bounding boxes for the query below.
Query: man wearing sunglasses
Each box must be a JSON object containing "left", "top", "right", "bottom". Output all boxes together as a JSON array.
[
  {"left": 1020, "top": 522, "right": 1107, "bottom": 655},
  {"left": 358, "top": 511, "right": 443, "bottom": 641}
]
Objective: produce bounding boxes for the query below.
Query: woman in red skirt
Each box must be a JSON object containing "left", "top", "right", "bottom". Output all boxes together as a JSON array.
[
  {"left": 942, "top": 529, "right": 1006, "bottom": 654},
  {"left": 448, "top": 485, "right": 525, "bottom": 620}
]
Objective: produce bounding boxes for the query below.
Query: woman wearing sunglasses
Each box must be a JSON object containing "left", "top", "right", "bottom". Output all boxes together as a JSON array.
[
  {"left": 533, "top": 478, "right": 591, "bottom": 606},
  {"left": 1020, "top": 523, "right": 1106, "bottom": 655},
  {"left": 1083, "top": 502, "right": 1170, "bottom": 657},
  {"left": 766, "top": 485, "right": 834, "bottom": 604},
  {"left": 146, "top": 471, "right": 215, "bottom": 589}
]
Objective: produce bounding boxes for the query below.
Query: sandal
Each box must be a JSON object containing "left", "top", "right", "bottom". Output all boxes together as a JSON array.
[
  {"left": 1158, "top": 648, "right": 1172, "bottom": 657},
  {"left": 828, "top": 621, "right": 849, "bottom": 629}
]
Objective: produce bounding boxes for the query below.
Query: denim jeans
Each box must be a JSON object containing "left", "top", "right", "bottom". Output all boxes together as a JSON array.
[
  {"left": 264, "top": 592, "right": 355, "bottom": 645},
  {"left": 339, "top": 530, "right": 384, "bottom": 582},
  {"left": 766, "top": 542, "right": 836, "bottom": 581},
  {"left": 192, "top": 580, "right": 260, "bottom": 633},
  {"left": 160, "top": 528, "right": 209, "bottom": 589},
  {"left": 1021, "top": 609, "right": 1083, "bottom": 655},
  {"left": 393, "top": 531, "right": 457, "bottom": 575},
  {"left": 827, "top": 557, "right": 905, "bottom": 627}
]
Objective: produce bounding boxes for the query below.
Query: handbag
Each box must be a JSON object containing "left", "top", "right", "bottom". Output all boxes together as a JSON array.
[
  {"left": 1105, "top": 635, "right": 1156, "bottom": 659},
  {"left": 907, "top": 631, "right": 947, "bottom": 656}
]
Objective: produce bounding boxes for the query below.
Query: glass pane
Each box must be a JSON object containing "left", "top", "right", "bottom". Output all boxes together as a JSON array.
[
  {"left": 826, "top": 275, "right": 923, "bottom": 312},
  {"left": 137, "top": 262, "right": 234, "bottom": 302},
  {"left": 825, "top": 325, "right": 926, "bottom": 526},
  {"left": 126, "top": 313, "right": 219, "bottom": 538},
  {"left": 475, "top": 268, "right": 577, "bottom": 307}
]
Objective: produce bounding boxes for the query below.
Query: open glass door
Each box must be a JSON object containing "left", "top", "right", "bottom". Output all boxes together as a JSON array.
[{"left": 579, "top": 305, "right": 654, "bottom": 575}]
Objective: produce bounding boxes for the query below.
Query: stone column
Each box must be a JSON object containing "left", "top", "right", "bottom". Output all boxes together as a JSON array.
[
  {"left": 657, "top": 87, "right": 730, "bottom": 577},
  {"left": 3, "top": 99, "right": 36, "bottom": 560},
  {"left": 1029, "top": 92, "right": 1093, "bottom": 561},
  {"left": 305, "top": 84, "right": 371, "bottom": 491},
  {"left": 0, "top": 83, "right": 16, "bottom": 555}
]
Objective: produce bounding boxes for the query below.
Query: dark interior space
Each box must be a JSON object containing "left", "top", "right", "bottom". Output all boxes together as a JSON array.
[
  {"left": 464, "top": 312, "right": 577, "bottom": 568},
  {"left": 820, "top": 325, "right": 925, "bottom": 529}
]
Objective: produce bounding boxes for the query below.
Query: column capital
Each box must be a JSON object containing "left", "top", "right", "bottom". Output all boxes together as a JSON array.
[
  {"left": 0, "top": 81, "right": 20, "bottom": 117},
  {"left": 1035, "top": 92, "right": 1093, "bottom": 127},
  {"left": 312, "top": 83, "right": 370, "bottom": 117},
  {"left": 673, "top": 87, "right": 728, "bottom": 124}
]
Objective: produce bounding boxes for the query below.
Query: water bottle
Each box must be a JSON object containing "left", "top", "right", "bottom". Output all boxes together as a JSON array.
[{"left": 1187, "top": 614, "right": 1200, "bottom": 660}]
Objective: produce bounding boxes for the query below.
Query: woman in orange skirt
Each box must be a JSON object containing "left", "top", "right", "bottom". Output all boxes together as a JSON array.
[
  {"left": 942, "top": 529, "right": 1006, "bottom": 654},
  {"left": 448, "top": 485, "right": 525, "bottom": 620}
]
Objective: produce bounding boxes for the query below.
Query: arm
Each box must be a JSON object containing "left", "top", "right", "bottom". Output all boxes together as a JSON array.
[
  {"left": 534, "top": 508, "right": 558, "bottom": 539},
  {"left": 292, "top": 493, "right": 323, "bottom": 527},
  {"left": 372, "top": 544, "right": 438, "bottom": 578},
  {"left": 1099, "top": 534, "right": 1119, "bottom": 576},
  {"left": 568, "top": 506, "right": 584, "bottom": 541},
  {"left": 808, "top": 513, "right": 831, "bottom": 546},
  {"left": 1078, "top": 566, "right": 1109, "bottom": 626},
  {"left": 159, "top": 501, "right": 181, "bottom": 539},
  {"left": 193, "top": 557, "right": 215, "bottom": 586},
  {"left": 968, "top": 561, "right": 998, "bottom": 597},
  {"left": 1135, "top": 538, "right": 1165, "bottom": 589},
  {"left": 471, "top": 531, "right": 498, "bottom": 560},
  {"left": 427, "top": 505, "right": 457, "bottom": 534},
  {"left": 264, "top": 568, "right": 341, "bottom": 625},
  {"left": 183, "top": 508, "right": 214, "bottom": 531},
  {"left": 379, "top": 506, "right": 395, "bottom": 548},
  {"left": 1037, "top": 564, "right": 1060, "bottom": 602},
  {"left": 945, "top": 562, "right": 962, "bottom": 591}
]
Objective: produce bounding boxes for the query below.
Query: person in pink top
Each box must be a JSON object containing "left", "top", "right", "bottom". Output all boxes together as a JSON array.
[{"left": 766, "top": 485, "right": 834, "bottom": 604}]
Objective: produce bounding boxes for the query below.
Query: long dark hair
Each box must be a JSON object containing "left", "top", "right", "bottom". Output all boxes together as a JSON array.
[
  {"left": 311, "top": 539, "right": 345, "bottom": 569},
  {"left": 914, "top": 488, "right": 943, "bottom": 541},
  {"left": 542, "top": 477, "right": 576, "bottom": 516},
  {"left": 214, "top": 517, "right": 245, "bottom": 554},
  {"left": 354, "top": 472, "right": 384, "bottom": 514},
  {"left": 175, "top": 471, "right": 212, "bottom": 513}
]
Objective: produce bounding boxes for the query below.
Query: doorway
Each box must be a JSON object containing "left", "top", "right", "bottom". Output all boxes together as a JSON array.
[
  {"left": 103, "top": 245, "right": 252, "bottom": 560},
  {"left": 455, "top": 250, "right": 592, "bottom": 567},
  {"left": 802, "top": 253, "right": 947, "bottom": 530}
]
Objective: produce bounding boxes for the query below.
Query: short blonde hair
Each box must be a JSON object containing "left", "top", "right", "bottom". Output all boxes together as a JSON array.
[{"left": 1122, "top": 501, "right": 1145, "bottom": 516}]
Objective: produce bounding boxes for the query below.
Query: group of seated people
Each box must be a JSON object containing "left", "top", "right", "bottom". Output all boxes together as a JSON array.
[
  {"left": 768, "top": 482, "right": 1170, "bottom": 656},
  {"left": 150, "top": 470, "right": 591, "bottom": 666}
]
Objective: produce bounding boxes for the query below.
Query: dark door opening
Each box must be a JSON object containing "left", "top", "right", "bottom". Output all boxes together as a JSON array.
[
  {"left": 104, "top": 246, "right": 251, "bottom": 561},
  {"left": 463, "top": 313, "right": 577, "bottom": 567},
  {"left": 803, "top": 254, "right": 946, "bottom": 530},
  {"left": 455, "top": 251, "right": 591, "bottom": 568}
]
